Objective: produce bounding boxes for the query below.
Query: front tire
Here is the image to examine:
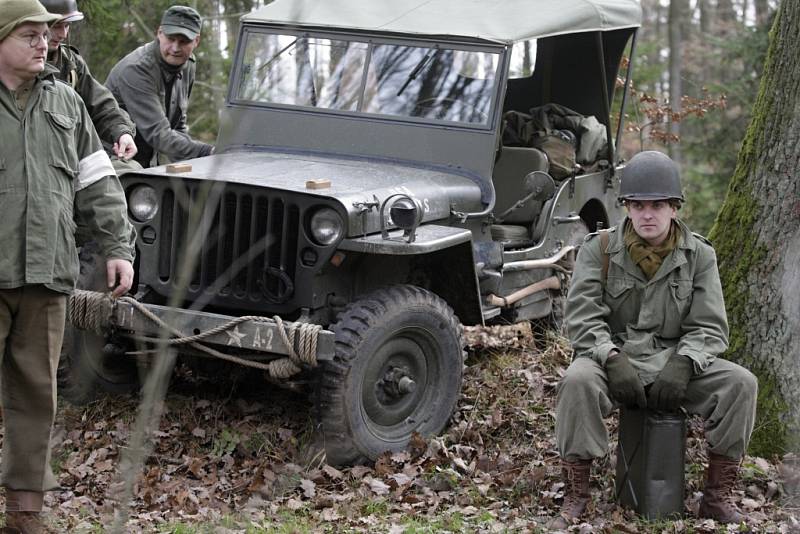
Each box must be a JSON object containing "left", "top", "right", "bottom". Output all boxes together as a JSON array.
[
  {"left": 58, "top": 243, "right": 139, "bottom": 404},
  {"left": 319, "top": 285, "right": 464, "bottom": 465}
]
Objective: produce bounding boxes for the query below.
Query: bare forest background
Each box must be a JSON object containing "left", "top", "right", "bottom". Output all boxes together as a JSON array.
[{"left": 69, "top": 0, "right": 780, "bottom": 236}]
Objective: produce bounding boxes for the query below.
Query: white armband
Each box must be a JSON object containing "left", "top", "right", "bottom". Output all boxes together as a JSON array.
[{"left": 76, "top": 150, "right": 116, "bottom": 191}]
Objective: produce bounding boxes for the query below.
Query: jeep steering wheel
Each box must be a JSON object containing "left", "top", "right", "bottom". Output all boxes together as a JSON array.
[{"left": 414, "top": 97, "right": 488, "bottom": 123}]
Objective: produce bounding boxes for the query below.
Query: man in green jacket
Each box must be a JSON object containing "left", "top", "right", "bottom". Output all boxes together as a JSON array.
[
  {"left": 551, "top": 151, "right": 757, "bottom": 528},
  {"left": 0, "top": 1, "right": 135, "bottom": 531},
  {"left": 40, "top": 0, "right": 139, "bottom": 171},
  {"left": 105, "top": 5, "right": 214, "bottom": 168}
]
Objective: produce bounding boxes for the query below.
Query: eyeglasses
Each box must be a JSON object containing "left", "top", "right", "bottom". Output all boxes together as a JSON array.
[{"left": 9, "top": 31, "right": 51, "bottom": 48}]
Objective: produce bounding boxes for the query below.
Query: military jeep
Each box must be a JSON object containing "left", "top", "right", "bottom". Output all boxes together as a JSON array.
[{"left": 62, "top": 0, "right": 642, "bottom": 465}]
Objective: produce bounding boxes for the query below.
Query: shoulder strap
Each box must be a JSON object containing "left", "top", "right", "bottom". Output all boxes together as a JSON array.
[{"left": 599, "top": 229, "right": 610, "bottom": 283}]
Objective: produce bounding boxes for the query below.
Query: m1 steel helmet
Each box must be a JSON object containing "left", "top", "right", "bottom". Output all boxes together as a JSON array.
[
  {"left": 619, "top": 151, "right": 684, "bottom": 202},
  {"left": 39, "top": 0, "right": 84, "bottom": 23}
]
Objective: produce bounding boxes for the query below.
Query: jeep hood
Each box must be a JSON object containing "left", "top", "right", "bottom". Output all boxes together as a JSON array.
[{"left": 129, "top": 151, "right": 484, "bottom": 234}]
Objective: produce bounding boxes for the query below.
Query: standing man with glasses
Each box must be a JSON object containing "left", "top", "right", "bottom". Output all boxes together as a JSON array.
[
  {"left": 40, "top": 0, "right": 139, "bottom": 172},
  {"left": 106, "top": 5, "right": 214, "bottom": 168},
  {"left": 0, "top": 1, "right": 135, "bottom": 531}
]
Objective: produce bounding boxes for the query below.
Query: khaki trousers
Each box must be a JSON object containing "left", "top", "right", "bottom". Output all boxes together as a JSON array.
[
  {"left": 0, "top": 286, "right": 66, "bottom": 503},
  {"left": 556, "top": 357, "right": 758, "bottom": 461}
]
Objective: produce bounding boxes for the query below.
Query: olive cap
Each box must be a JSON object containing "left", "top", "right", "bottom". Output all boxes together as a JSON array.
[
  {"left": 160, "top": 5, "right": 201, "bottom": 40},
  {"left": 0, "top": 0, "right": 60, "bottom": 42},
  {"left": 619, "top": 151, "right": 684, "bottom": 202},
  {"left": 38, "top": 0, "right": 83, "bottom": 23}
]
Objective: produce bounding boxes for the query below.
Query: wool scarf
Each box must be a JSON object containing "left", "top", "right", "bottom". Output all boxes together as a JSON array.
[{"left": 623, "top": 220, "right": 680, "bottom": 279}]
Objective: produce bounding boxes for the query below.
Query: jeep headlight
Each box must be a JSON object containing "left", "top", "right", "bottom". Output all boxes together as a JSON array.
[
  {"left": 389, "top": 196, "right": 423, "bottom": 230},
  {"left": 309, "top": 207, "right": 343, "bottom": 246},
  {"left": 128, "top": 185, "right": 159, "bottom": 222}
]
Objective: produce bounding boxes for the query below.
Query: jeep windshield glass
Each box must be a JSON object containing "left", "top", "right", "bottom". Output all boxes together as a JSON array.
[{"left": 236, "top": 32, "right": 500, "bottom": 126}]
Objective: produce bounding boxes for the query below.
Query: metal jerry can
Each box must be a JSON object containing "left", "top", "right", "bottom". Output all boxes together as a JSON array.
[{"left": 615, "top": 407, "right": 687, "bottom": 519}]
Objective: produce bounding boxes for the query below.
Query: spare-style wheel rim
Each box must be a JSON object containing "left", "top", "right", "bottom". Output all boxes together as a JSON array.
[{"left": 362, "top": 328, "right": 436, "bottom": 440}]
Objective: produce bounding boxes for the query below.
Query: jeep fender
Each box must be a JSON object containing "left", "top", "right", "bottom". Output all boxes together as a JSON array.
[{"left": 338, "top": 225, "right": 482, "bottom": 325}]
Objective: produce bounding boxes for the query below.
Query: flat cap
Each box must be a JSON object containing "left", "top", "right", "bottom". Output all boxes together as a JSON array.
[{"left": 160, "top": 5, "right": 201, "bottom": 40}]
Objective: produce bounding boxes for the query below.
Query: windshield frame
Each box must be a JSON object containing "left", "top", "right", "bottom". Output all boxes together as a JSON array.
[{"left": 228, "top": 26, "right": 507, "bottom": 132}]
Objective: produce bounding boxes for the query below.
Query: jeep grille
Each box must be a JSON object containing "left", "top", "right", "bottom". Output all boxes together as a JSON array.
[{"left": 153, "top": 182, "right": 303, "bottom": 309}]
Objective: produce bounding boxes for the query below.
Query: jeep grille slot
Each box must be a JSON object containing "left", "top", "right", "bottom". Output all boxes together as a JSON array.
[{"left": 153, "top": 182, "right": 302, "bottom": 307}]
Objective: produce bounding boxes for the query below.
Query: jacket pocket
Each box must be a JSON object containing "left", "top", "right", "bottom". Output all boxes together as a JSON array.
[
  {"left": 662, "top": 279, "right": 693, "bottom": 338},
  {"left": 44, "top": 109, "right": 80, "bottom": 173},
  {"left": 48, "top": 161, "right": 77, "bottom": 200},
  {"left": 604, "top": 276, "right": 641, "bottom": 329},
  {"left": 605, "top": 276, "right": 635, "bottom": 301},
  {"left": 46, "top": 110, "right": 77, "bottom": 130},
  {"left": 52, "top": 206, "right": 80, "bottom": 288}
]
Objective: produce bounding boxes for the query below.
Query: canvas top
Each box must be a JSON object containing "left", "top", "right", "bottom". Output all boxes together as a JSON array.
[{"left": 243, "top": 0, "right": 642, "bottom": 44}]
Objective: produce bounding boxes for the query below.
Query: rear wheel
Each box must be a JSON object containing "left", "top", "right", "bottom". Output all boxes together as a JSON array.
[
  {"left": 318, "top": 285, "right": 464, "bottom": 465},
  {"left": 58, "top": 243, "right": 140, "bottom": 404}
]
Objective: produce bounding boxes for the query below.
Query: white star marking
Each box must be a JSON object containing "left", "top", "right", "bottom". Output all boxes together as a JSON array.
[{"left": 225, "top": 326, "right": 247, "bottom": 347}]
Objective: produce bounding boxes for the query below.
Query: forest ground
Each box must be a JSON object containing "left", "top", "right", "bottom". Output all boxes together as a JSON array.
[{"left": 1, "top": 324, "right": 796, "bottom": 533}]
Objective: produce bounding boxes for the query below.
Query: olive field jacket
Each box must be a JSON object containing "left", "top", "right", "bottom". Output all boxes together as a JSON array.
[
  {"left": 0, "top": 66, "right": 135, "bottom": 294},
  {"left": 105, "top": 40, "right": 213, "bottom": 168},
  {"left": 565, "top": 218, "right": 729, "bottom": 384},
  {"left": 49, "top": 44, "right": 136, "bottom": 148}
]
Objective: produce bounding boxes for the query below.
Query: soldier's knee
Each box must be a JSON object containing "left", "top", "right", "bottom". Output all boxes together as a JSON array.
[
  {"left": 739, "top": 368, "right": 758, "bottom": 397},
  {"left": 558, "top": 358, "right": 603, "bottom": 395}
]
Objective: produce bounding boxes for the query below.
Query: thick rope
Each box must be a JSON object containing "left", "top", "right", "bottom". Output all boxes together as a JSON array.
[
  {"left": 67, "top": 290, "right": 322, "bottom": 378},
  {"left": 67, "top": 289, "right": 114, "bottom": 335}
]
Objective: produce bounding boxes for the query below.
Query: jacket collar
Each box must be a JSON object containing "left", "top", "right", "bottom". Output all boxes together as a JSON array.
[{"left": 607, "top": 217, "right": 696, "bottom": 283}]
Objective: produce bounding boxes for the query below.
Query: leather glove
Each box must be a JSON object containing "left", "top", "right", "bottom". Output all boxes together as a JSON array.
[
  {"left": 605, "top": 351, "right": 646, "bottom": 408},
  {"left": 648, "top": 355, "right": 694, "bottom": 412}
]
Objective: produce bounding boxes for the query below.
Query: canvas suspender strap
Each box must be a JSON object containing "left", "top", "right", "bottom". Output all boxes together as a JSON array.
[{"left": 599, "top": 230, "right": 610, "bottom": 283}]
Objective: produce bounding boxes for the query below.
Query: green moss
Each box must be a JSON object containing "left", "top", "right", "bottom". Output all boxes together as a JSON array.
[
  {"left": 747, "top": 370, "right": 789, "bottom": 457},
  {"left": 707, "top": 4, "right": 792, "bottom": 458}
]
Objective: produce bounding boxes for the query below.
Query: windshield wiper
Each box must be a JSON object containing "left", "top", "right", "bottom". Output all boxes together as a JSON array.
[
  {"left": 257, "top": 37, "right": 300, "bottom": 73},
  {"left": 396, "top": 49, "right": 438, "bottom": 96}
]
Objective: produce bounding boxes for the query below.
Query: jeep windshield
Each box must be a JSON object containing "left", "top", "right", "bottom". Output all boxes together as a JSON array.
[{"left": 234, "top": 31, "right": 501, "bottom": 126}]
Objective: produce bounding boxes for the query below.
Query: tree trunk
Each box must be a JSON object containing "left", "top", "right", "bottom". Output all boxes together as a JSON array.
[
  {"left": 708, "top": 0, "right": 800, "bottom": 456},
  {"left": 754, "top": 0, "right": 771, "bottom": 28},
  {"left": 668, "top": 0, "right": 688, "bottom": 164},
  {"left": 698, "top": 0, "right": 711, "bottom": 33},
  {"left": 716, "top": 0, "right": 737, "bottom": 25}
]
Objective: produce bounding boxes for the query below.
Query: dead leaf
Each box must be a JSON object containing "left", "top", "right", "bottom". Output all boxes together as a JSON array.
[
  {"left": 300, "top": 479, "right": 316, "bottom": 499},
  {"left": 740, "top": 497, "right": 760, "bottom": 510},
  {"left": 322, "top": 465, "right": 343, "bottom": 480},
  {"left": 364, "top": 477, "right": 390, "bottom": 496},
  {"left": 320, "top": 508, "right": 340, "bottom": 521}
]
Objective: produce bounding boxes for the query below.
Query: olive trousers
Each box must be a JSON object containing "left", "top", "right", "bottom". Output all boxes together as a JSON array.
[
  {"left": 555, "top": 357, "right": 758, "bottom": 461},
  {"left": 0, "top": 286, "right": 65, "bottom": 508}
]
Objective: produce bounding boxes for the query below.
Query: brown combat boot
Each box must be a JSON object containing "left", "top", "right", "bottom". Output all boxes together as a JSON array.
[
  {"left": 2, "top": 512, "right": 53, "bottom": 534},
  {"left": 698, "top": 453, "right": 745, "bottom": 524},
  {"left": 548, "top": 458, "right": 592, "bottom": 530}
]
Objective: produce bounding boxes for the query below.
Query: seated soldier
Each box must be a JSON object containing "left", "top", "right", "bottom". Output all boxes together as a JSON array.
[{"left": 550, "top": 151, "right": 758, "bottom": 528}]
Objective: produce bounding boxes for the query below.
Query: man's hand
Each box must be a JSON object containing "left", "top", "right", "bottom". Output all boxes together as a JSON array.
[
  {"left": 113, "top": 133, "right": 138, "bottom": 161},
  {"left": 648, "top": 355, "right": 694, "bottom": 412},
  {"left": 106, "top": 259, "right": 134, "bottom": 298},
  {"left": 605, "top": 351, "right": 647, "bottom": 408}
]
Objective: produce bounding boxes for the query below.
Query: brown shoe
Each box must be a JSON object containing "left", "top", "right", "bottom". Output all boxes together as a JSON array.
[
  {"left": 2, "top": 511, "right": 53, "bottom": 534},
  {"left": 698, "top": 452, "right": 745, "bottom": 524},
  {"left": 548, "top": 458, "right": 592, "bottom": 530}
]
